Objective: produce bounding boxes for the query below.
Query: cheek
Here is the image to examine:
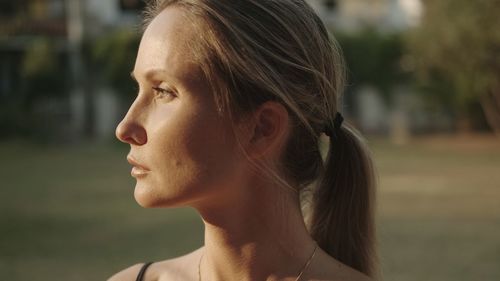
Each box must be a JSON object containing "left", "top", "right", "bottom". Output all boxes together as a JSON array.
[
  {"left": 174, "top": 113, "right": 241, "bottom": 186},
  {"left": 139, "top": 104, "right": 242, "bottom": 206},
  {"left": 190, "top": 125, "right": 241, "bottom": 184}
]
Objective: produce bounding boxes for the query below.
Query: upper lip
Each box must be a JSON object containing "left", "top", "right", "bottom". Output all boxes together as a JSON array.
[{"left": 127, "top": 155, "right": 150, "bottom": 171}]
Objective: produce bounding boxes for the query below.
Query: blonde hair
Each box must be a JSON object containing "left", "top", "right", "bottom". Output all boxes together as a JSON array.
[{"left": 144, "top": 0, "right": 378, "bottom": 277}]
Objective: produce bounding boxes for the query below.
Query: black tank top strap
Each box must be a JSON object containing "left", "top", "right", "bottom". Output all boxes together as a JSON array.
[{"left": 136, "top": 262, "right": 154, "bottom": 281}]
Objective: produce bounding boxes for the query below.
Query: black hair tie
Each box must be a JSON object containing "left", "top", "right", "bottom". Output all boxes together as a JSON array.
[{"left": 324, "top": 112, "right": 344, "bottom": 138}]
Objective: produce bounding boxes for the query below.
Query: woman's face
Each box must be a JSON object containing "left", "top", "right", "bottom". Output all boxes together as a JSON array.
[{"left": 115, "top": 7, "right": 246, "bottom": 208}]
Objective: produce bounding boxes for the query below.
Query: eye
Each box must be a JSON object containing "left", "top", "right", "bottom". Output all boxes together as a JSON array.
[{"left": 152, "top": 86, "right": 176, "bottom": 100}]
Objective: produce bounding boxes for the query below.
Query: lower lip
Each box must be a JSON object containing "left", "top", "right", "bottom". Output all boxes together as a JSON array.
[{"left": 131, "top": 166, "right": 149, "bottom": 178}]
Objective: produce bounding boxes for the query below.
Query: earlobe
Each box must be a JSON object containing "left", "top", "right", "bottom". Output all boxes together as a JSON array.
[{"left": 247, "top": 101, "right": 289, "bottom": 158}]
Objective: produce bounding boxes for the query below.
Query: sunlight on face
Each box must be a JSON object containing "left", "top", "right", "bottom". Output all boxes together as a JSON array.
[{"left": 115, "top": 7, "right": 246, "bottom": 208}]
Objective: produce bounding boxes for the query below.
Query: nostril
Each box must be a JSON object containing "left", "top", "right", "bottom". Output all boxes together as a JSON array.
[{"left": 115, "top": 121, "right": 147, "bottom": 145}]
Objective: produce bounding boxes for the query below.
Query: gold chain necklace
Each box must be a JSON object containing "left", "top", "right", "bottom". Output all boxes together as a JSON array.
[{"left": 198, "top": 243, "right": 318, "bottom": 281}]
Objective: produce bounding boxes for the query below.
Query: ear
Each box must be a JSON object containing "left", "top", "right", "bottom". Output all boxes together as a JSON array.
[{"left": 244, "top": 101, "right": 290, "bottom": 159}]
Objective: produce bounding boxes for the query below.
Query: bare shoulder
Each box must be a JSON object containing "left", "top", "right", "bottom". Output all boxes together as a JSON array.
[
  {"left": 107, "top": 247, "right": 203, "bottom": 281},
  {"left": 107, "top": 263, "right": 146, "bottom": 281}
]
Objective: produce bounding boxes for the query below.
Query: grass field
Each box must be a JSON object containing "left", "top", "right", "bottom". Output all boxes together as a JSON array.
[{"left": 0, "top": 135, "right": 499, "bottom": 280}]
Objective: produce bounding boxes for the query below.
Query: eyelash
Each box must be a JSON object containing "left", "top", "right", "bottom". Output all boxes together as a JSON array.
[{"left": 152, "top": 86, "right": 175, "bottom": 100}]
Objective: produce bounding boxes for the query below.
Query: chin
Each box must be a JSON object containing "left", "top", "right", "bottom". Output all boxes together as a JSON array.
[
  {"left": 133, "top": 183, "right": 193, "bottom": 208},
  {"left": 134, "top": 193, "right": 185, "bottom": 208}
]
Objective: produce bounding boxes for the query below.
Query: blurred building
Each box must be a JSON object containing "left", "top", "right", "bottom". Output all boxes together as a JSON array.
[
  {"left": 307, "top": 0, "right": 422, "bottom": 32},
  {"left": 0, "top": 0, "right": 144, "bottom": 141}
]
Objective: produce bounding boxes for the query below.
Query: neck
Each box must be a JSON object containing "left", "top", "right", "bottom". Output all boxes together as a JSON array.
[{"left": 194, "top": 178, "right": 317, "bottom": 281}]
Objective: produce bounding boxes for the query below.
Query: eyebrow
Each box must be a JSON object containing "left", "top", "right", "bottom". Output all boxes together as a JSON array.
[
  {"left": 131, "top": 69, "right": 183, "bottom": 96},
  {"left": 130, "top": 69, "right": 174, "bottom": 82}
]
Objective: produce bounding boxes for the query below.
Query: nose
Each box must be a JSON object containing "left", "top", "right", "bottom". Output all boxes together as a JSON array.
[{"left": 115, "top": 110, "right": 147, "bottom": 146}]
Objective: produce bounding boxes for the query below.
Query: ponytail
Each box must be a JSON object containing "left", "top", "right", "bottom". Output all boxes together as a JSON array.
[{"left": 310, "top": 123, "right": 378, "bottom": 277}]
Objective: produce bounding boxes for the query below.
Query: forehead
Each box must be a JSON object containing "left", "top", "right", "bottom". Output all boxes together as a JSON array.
[{"left": 135, "top": 6, "right": 201, "bottom": 79}]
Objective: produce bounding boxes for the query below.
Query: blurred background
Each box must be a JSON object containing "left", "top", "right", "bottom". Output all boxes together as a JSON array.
[{"left": 0, "top": 0, "right": 499, "bottom": 280}]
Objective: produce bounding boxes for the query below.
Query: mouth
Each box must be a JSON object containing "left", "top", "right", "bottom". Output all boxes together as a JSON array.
[
  {"left": 127, "top": 155, "right": 150, "bottom": 178},
  {"left": 131, "top": 166, "right": 149, "bottom": 178}
]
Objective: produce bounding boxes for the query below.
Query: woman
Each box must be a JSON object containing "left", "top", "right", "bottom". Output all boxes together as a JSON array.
[{"left": 111, "top": 0, "right": 378, "bottom": 280}]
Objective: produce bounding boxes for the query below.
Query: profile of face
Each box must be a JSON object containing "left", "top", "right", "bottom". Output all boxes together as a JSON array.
[{"left": 115, "top": 7, "right": 248, "bottom": 208}]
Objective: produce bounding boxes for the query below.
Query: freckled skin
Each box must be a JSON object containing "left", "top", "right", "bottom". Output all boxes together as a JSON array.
[{"left": 116, "top": 9, "right": 245, "bottom": 208}]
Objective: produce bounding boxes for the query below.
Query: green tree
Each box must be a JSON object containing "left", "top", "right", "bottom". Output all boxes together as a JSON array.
[
  {"left": 91, "top": 29, "right": 140, "bottom": 101},
  {"left": 337, "top": 29, "right": 406, "bottom": 104},
  {"left": 406, "top": 0, "right": 500, "bottom": 134},
  {"left": 21, "top": 38, "right": 66, "bottom": 108}
]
